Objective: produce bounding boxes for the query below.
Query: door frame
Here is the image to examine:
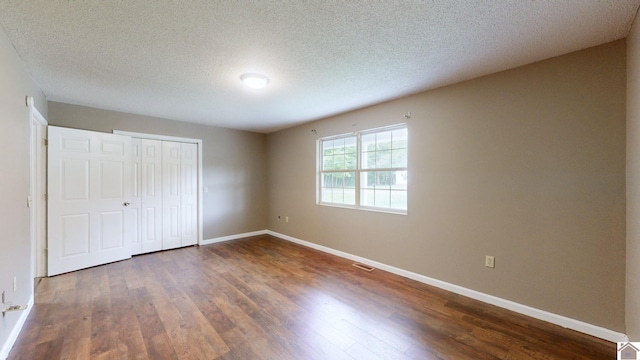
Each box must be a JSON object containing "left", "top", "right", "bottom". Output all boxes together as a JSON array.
[
  {"left": 113, "top": 130, "right": 203, "bottom": 245},
  {"left": 27, "top": 96, "right": 48, "bottom": 278}
]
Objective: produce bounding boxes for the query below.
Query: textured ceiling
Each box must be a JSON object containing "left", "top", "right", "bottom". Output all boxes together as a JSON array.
[{"left": 0, "top": 1, "right": 639, "bottom": 133}]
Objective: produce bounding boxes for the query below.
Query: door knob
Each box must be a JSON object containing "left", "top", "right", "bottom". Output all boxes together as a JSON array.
[{"left": 123, "top": 202, "right": 130, "bottom": 206}]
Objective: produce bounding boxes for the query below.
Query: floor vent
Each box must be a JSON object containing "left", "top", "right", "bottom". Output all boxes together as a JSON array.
[{"left": 352, "top": 263, "right": 375, "bottom": 272}]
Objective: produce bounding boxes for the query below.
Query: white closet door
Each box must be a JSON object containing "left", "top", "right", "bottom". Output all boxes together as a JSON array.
[
  {"left": 128, "top": 139, "right": 142, "bottom": 255},
  {"left": 180, "top": 143, "right": 198, "bottom": 246},
  {"left": 162, "top": 141, "right": 182, "bottom": 250},
  {"left": 48, "top": 126, "right": 134, "bottom": 276},
  {"left": 140, "top": 139, "right": 163, "bottom": 253}
]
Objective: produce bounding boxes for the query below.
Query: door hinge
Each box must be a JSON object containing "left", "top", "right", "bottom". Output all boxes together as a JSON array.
[
  {"left": 44, "top": 193, "right": 48, "bottom": 201},
  {"left": 43, "top": 139, "right": 48, "bottom": 146}
]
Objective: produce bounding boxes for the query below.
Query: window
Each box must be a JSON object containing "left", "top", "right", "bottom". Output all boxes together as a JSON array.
[{"left": 318, "top": 124, "right": 407, "bottom": 213}]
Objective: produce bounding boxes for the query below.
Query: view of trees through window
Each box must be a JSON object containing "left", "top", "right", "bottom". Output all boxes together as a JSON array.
[
  {"left": 319, "top": 124, "right": 407, "bottom": 212},
  {"left": 321, "top": 136, "right": 357, "bottom": 205}
]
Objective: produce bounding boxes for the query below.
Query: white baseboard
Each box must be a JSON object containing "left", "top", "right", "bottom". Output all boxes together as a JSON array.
[
  {"left": 266, "top": 230, "right": 628, "bottom": 343},
  {"left": 0, "top": 295, "right": 34, "bottom": 360},
  {"left": 200, "top": 230, "right": 268, "bottom": 245}
]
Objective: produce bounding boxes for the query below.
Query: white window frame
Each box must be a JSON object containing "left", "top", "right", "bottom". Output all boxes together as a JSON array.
[{"left": 317, "top": 123, "right": 407, "bottom": 214}]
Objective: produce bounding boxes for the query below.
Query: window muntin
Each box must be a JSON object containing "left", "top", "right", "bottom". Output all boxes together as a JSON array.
[{"left": 318, "top": 124, "right": 407, "bottom": 213}]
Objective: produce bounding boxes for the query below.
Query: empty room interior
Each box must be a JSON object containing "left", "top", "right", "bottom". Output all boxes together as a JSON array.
[{"left": 2, "top": 1, "right": 640, "bottom": 359}]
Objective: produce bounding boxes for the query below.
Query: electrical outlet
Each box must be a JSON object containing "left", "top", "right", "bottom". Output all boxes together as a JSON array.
[
  {"left": 285, "top": 216, "right": 289, "bottom": 223},
  {"left": 485, "top": 256, "right": 495, "bottom": 268}
]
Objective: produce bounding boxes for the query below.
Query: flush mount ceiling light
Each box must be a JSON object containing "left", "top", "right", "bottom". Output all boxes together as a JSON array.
[{"left": 240, "top": 73, "right": 270, "bottom": 89}]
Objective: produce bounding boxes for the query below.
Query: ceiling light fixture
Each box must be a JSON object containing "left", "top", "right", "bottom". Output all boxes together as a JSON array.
[{"left": 240, "top": 73, "right": 270, "bottom": 89}]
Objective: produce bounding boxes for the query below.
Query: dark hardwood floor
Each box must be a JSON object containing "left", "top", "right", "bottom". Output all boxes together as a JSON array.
[{"left": 9, "top": 235, "right": 615, "bottom": 359}]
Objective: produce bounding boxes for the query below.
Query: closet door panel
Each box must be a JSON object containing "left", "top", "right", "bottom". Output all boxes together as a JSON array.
[
  {"left": 128, "top": 139, "right": 142, "bottom": 255},
  {"left": 162, "top": 141, "right": 182, "bottom": 250},
  {"left": 180, "top": 142, "right": 198, "bottom": 246},
  {"left": 141, "top": 139, "right": 163, "bottom": 253}
]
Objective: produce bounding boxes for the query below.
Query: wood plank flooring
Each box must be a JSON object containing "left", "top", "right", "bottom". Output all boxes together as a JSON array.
[{"left": 8, "top": 235, "right": 615, "bottom": 359}]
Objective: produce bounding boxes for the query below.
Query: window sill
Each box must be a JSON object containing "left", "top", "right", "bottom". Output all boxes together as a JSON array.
[{"left": 316, "top": 202, "right": 407, "bottom": 216}]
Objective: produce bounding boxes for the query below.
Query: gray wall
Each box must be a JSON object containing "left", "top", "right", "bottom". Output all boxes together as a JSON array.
[
  {"left": 267, "top": 40, "right": 626, "bottom": 332},
  {"left": 47, "top": 102, "right": 268, "bottom": 240},
  {"left": 627, "top": 12, "right": 640, "bottom": 342},
  {"left": 0, "top": 27, "right": 47, "bottom": 352}
]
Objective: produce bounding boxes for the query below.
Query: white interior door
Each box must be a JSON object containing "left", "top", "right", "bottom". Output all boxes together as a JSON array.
[
  {"left": 162, "top": 141, "right": 182, "bottom": 250},
  {"left": 141, "top": 139, "right": 163, "bottom": 253},
  {"left": 48, "top": 126, "right": 135, "bottom": 276},
  {"left": 180, "top": 142, "right": 198, "bottom": 246}
]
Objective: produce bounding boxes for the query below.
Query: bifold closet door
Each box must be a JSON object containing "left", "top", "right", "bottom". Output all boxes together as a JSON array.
[
  {"left": 162, "top": 141, "right": 198, "bottom": 250},
  {"left": 180, "top": 142, "right": 198, "bottom": 246},
  {"left": 162, "top": 141, "right": 181, "bottom": 250},
  {"left": 141, "top": 139, "right": 163, "bottom": 253},
  {"left": 129, "top": 139, "right": 142, "bottom": 255}
]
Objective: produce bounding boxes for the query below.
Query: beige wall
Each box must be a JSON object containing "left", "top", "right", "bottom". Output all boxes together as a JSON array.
[
  {"left": 0, "top": 22, "right": 631, "bottom": 346},
  {"left": 627, "top": 12, "right": 640, "bottom": 341},
  {"left": 267, "top": 40, "right": 627, "bottom": 332},
  {"left": 47, "top": 102, "right": 268, "bottom": 240},
  {"left": 0, "top": 28, "right": 47, "bottom": 352}
]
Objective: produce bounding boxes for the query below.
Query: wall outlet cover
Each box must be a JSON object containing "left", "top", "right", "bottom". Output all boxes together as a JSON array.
[{"left": 485, "top": 256, "right": 495, "bottom": 268}]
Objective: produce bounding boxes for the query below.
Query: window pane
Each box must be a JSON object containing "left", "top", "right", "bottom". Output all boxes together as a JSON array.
[
  {"left": 334, "top": 154, "right": 345, "bottom": 169},
  {"left": 361, "top": 172, "right": 375, "bottom": 189},
  {"left": 392, "top": 128, "right": 408, "bottom": 149},
  {"left": 362, "top": 133, "right": 376, "bottom": 151},
  {"left": 323, "top": 153, "right": 347, "bottom": 171},
  {"left": 376, "top": 171, "right": 393, "bottom": 189},
  {"left": 322, "top": 136, "right": 357, "bottom": 171},
  {"left": 346, "top": 154, "right": 357, "bottom": 169},
  {"left": 344, "top": 136, "right": 357, "bottom": 169},
  {"left": 361, "top": 128, "right": 405, "bottom": 171},
  {"left": 333, "top": 138, "right": 345, "bottom": 155},
  {"left": 392, "top": 170, "right": 408, "bottom": 190},
  {"left": 392, "top": 148, "right": 407, "bottom": 168},
  {"left": 375, "top": 150, "right": 391, "bottom": 169},
  {"left": 331, "top": 188, "right": 344, "bottom": 203},
  {"left": 344, "top": 188, "right": 356, "bottom": 205},
  {"left": 322, "top": 173, "right": 336, "bottom": 188},
  {"left": 330, "top": 172, "right": 354, "bottom": 188},
  {"left": 376, "top": 131, "right": 392, "bottom": 150},
  {"left": 362, "top": 150, "right": 374, "bottom": 169},
  {"left": 374, "top": 189, "right": 391, "bottom": 207},
  {"left": 321, "top": 172, "right": 355, "bottom": 205},
  {"left": 360, "top": 170, "right": 407, "bottom": 210},
  {"left": 361, "top": 189, "right": 374, "bottom": 207},
  {"left": 322, "top": 139, "right": 334, "bottom": 155},
  {"left": 323, "top": 155, "right": 334, "bottom": 170},
  {"left": 345, "top": 173, "right": 355, "bottom": 188},
  {"left": 321, "top": 188, "right": 332, "bottom": 202},
  {"left": 345, "top": 136, "right": 357, "bottom": 154},
  {"left": 390, "top": 190, "right": 407, "bottom": 210}
]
